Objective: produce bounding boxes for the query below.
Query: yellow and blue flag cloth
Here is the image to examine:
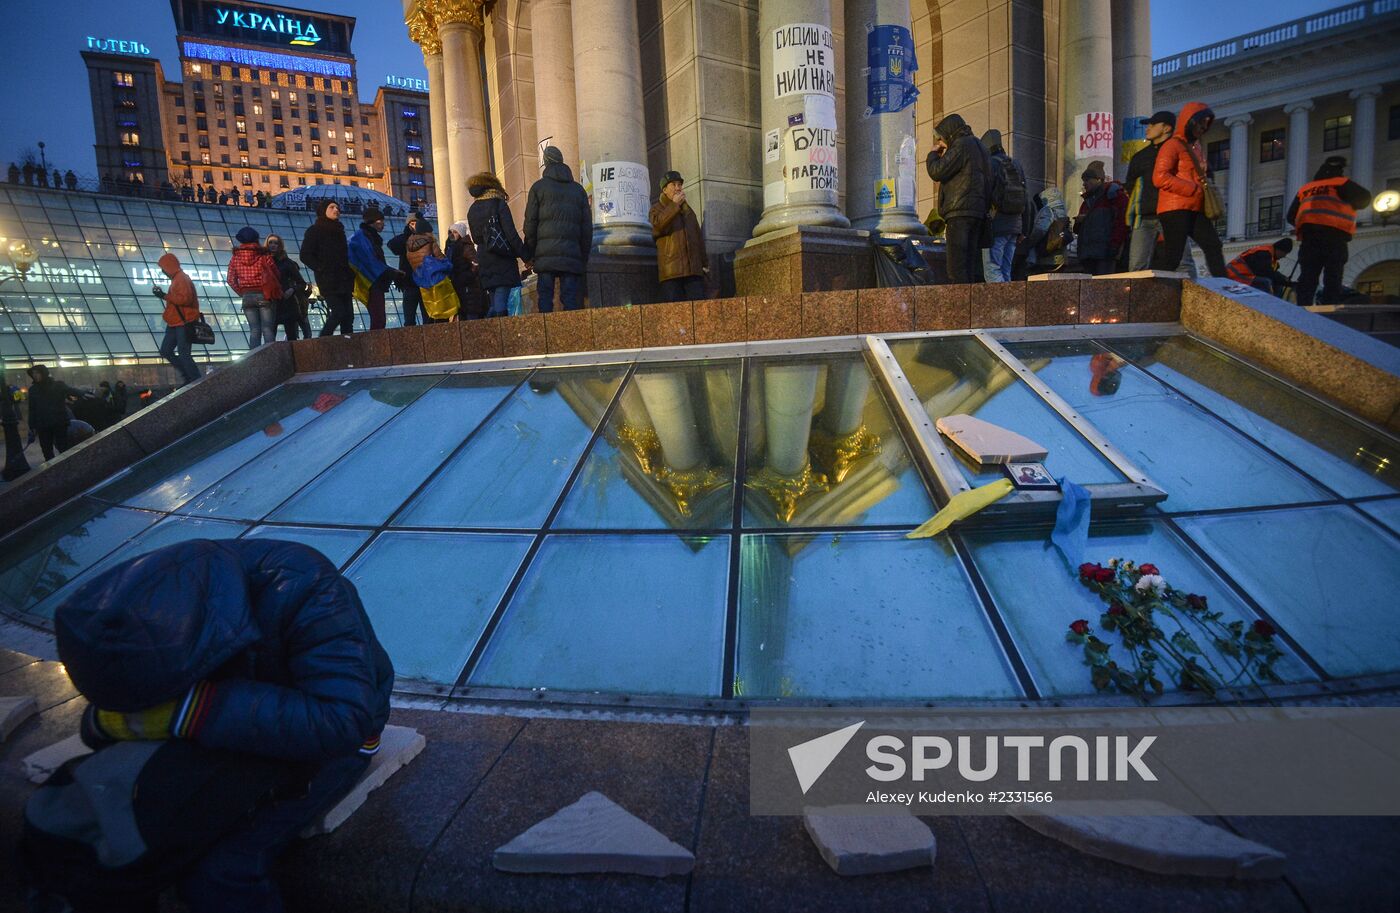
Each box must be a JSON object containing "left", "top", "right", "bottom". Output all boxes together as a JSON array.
[
  {"left": 906, "top": 478, "right": 1014, "bottom": 539},
  {"left": 413, "top": 253, "right": 461, "bottom": 320},
  {"left": 348, "top": 229, "right": 390, "bottom": 305}
]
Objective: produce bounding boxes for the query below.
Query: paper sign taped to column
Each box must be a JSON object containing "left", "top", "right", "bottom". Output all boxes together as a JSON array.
[
  {"left": 1074, "top": 112, "right": 1115, "bottom": 159},
  {"left": 764, "top": 129, "right": 780, "bottom": 164},
  {"left": 764, "top": 180, "right": 786, "bottom": 209},
  {"left": 897, "top": 135, "right": 917, "bottom": 208},
  {"left": 591, "top": 161, "right": 650, "bottom": 225},
  {"left": 772, "top": 23, "right": 835, "bottom": 99},
  {"left": 875, "top": 179, "right": 896, "bottom": 209},
  {"left": 803, "top": 94, "right": 836, "bottom": 130},
  {"left": 785, "top": 126, "right": 838, "bottom": 194}
]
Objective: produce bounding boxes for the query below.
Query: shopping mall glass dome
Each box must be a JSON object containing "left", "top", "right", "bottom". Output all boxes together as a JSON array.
[{"left": 269, "top": 183, "right": 416, "bottom": 217}]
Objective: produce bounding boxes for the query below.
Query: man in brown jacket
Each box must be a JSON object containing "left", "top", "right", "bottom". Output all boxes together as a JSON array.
[{"left": 649, "top": 171, "right": 707, "bottom": 302}]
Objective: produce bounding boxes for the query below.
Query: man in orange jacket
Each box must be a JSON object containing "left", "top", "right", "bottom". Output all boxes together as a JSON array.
[
  {"left": 1225, "top": 238, "right": 1293, "bottom": 296},
  {"left": 1287, "top": 156, "right": 1372, "bottom": 306},
  {"left": 1149, "top": 101, "right": 1227, "bottom": 277},
  {"left": 154, "top": 252, "right": 203, "bottom": 385}
]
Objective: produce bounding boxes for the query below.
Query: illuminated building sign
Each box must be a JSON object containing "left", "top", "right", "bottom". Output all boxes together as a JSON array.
[
  {"left": 86, "top": 37, "right": 152, "bottom": 56},
  {"left": 214, "top": 6, "right": 320, "bottom": 46},
  {"left": 385, "top": 75, "right": 429, "bottom": 93},
  {"left": 182, "top": 41, "right": 352, "bottom": 78}
]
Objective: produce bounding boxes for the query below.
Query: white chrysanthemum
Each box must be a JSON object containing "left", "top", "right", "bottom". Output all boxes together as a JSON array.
[{"left": 1134, "top": 574, "right": 1167, "bottom": 595}]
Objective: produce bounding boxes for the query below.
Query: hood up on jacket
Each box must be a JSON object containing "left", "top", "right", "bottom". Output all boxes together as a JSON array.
[
  {"left": 158, "top": 252, "right": 182, "bottom": 278},
  {"left": 935, "top": 113, "right": 972, "bottom": 145},
  {"left": 55, "top": 540, "right": 261, "bottom": 711},
  {"left": 980, "top": 129, "right": 1004, "bottom": 155},
  {"left": 542, "top": 161, "right": 575, "bottom": 183},
  {"left": 1174, "top": 101, "right": 1214, "bottom": 144}
]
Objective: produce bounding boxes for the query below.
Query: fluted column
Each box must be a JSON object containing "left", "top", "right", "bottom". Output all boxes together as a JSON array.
[
  {"left": 635, "top": 373, "right": 703, "bottom": 471},
  {"left": 433, "top": 0, "right": 490, "bottom": 224},
  {"left": 407, "top": 6, "right": 452, "bottom": 223},
  {"left": 1225, "top": 114, "right": 1252, "bottom": 240},
  {"left": 572, "top": 0, "right": 653, "bottom": 249},
  {"left": 843, "top": 0, "right": 925, "bottom": 234},
  {"left": 1349, "top": 86, "right": 1381, "bottom": 222},
  {"left": 1110, "top": 0, "right": 1152, "bottom": 181},
  {"left": 754, "top": 7, "right": 849, "bottom": 236},
  {"left": 532, "top": 0, "right": 579, "bottom": 174},
  {"left": 1284, "top": 99, "right": 1314, "bottom": 206},
  {"left": 1059, "top": 0, "right": 1115, "bottom": 204}
]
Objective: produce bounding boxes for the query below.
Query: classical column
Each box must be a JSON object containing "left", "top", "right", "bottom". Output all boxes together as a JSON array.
[
  {"left": 634, "top": 372, "right": 703, "bottom": 472},
  {"left": 763, "top": 364, "right": 821, "bottom": 476},
  {"left": 1283, "top": 99, "right": 1314, "bottom": 206},
  {"left": 1349, "top": 86, "right": 1381, "bottom": 222},
  {"left": 1224, "top": 114, "right": 1252, "bottom": 240},
  {"left": 754, "top": 8, "right": 849, "bottom": 236},
  {"left": 1110, "top": 0, "right": 1152, "bottom": 181},
  {"left": 532, "top": 0, "right": 579, "bottom": 173},
  {"left": 843, "top": 0, "right": 925, "bottom": 234},
  {"left": 433, "top": 0, "right": 491, "bottom": 225},
  {"left": 1059, "top": 0, "right": 1115, "bottom": 204},
  {"left": 572, "top": 0, "right": 653, "bottom": 249},
  {"left": 407, "top": 7, "right": 453, "bottom": 224}
]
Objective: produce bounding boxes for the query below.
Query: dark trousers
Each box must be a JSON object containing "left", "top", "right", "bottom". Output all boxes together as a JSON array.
[
  {"left": 944, "top": 216, "right": 984, "bottom": 284},
  {"left": 319, "top": 291, "right": 354, "bottom": 336},
  {"left": 537, "top": 271, "right": 583, "bottom": 312},
  {"left": 1082, "top": 257, "right": 1119, "bottom": 276},
  {"left": 660, "top": 275, "right": 706, "bottom": 303},
  {"left": 36, "top": 424, "right": 69, "bottom": 460},
  {"left": 1153, "top": 211, "right": 1226, "bottom": 277},
  {"left": 159, "top": 323, "right": 202, "bottom": 384},
  {"left": 365, "top": 275, "right": 390, "bottom": 330},
  {"left": 1295, "top": 236, "right": 1348, "bottom": 306},
  {"left": 401, "top": 284, "right": 424, "bottom": 326}
]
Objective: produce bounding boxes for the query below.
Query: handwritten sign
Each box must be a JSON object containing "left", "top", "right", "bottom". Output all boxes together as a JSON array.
[
  {"left": 1074, "top": 112, "right": 1115, "bottom": 159},
  {"left": 773, "top": 24, "right": 835, "bottom": 99}
]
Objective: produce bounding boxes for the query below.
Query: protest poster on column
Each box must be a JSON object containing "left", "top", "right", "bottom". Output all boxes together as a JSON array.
[
  {"left": 1074, "top": 112, "right": 1115, "bottom": 160},
  {"left": 866, "top": 24, "right": 919, "bottom": 115},
  {"left": 591, "top": 161, "right": 650, "bottom": 225},
  {"left": 772, "top": 24, "right": 835, "bottom": 99}
]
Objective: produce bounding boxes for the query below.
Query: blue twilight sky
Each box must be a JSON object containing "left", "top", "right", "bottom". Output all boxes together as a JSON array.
[{"left": 0, "top": 0, "right": 1344, "bottom": 177}]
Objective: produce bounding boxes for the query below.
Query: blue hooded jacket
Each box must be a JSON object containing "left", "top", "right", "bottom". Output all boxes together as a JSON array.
[{"left": 54, "top": 539, "right": 393, "bottom": 763}]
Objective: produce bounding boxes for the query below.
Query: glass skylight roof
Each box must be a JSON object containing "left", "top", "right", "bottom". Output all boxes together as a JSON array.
[{"left": 2, "top": 330, "right": 1396, "bottom": 704}]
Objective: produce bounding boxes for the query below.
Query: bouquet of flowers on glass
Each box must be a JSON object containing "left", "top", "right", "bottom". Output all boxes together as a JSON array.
[{"left": 1066, "top": 558, "right": 1284, "bottom": 701}]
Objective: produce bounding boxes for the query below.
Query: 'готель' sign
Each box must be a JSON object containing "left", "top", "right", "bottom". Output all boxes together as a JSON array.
[{"left": 86, "top": 37, "right": 152, "bottom": 56}]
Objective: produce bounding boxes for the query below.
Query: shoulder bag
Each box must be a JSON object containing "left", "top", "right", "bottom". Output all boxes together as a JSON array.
[{"left": 1186, "top": 142, "right": 1226, "bottom": 222}]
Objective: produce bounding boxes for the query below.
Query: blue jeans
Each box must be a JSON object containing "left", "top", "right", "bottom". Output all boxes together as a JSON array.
[
  {"left": 986, "top": 233, "right": 1017, "bottom": 282},
  {"left": 536, "top": 271, "right": 583, "bottom": 312},
  {"left": 160, "top": 323, "right": 203, "bottom": 384},
  {"left": 242, "top": 292, "right": 277, "bottom": 347},
  {"left": 486, "top": 285, "right": 514, "bottom": 317}
]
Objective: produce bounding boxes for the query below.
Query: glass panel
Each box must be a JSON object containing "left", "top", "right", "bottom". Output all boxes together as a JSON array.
[
  {"left": 242, "top": 525, "right": 371, "bottom": 569},
  {"left": 743, "top": 354, "right": 933, "bottom": 528},
  {"left": 180, "top": 375, "right": 440, "bottom": 520},
  {"left": 97, "top": 382, "right": 359, "bottom": 511},
  {"left": 345, "top": 532, "right": 532, "bottom": 684},
  {"left": 1004, "top": 340, "right": 1330, "bottom": 511},
  {"left": 0, "top": 501, "right": 159, "bottom": 616},
  {"left": 737, "top": 532, "right": 1020, "bottom": 699},
  {"left": 1105, "top": 336, "right": 1398, "bottom": 498},
  {"left": 1357, "top": 498, "right": 1400, "bottom": 535},
  {"left": 963, "top": 520, "right": 1315, "bottom": 696},
  {"left": 555, "top": 361, "right": 740, "bottom": 530},
  {"left": 470, "top": 534, "right": 728, "bottom": 696},
  {"left": 890, "top": 336, "right": 1125, "bottom": 487},
  {"left": 273, "top": 373, "right": 524, "bottom": 526},
  {"left": 396, "top": 367, "right": 625, "bottom": 529},
  {"left": 1176, "top": 506, "right": 1400, "bottom": 678},
  {"left": 28, "top": 516, "right": 248, "bottom": 621}
]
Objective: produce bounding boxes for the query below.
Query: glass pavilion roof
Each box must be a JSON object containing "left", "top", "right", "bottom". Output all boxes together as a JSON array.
[{"left": 1, "top": 329, "right": 1397, "bottom": 706}]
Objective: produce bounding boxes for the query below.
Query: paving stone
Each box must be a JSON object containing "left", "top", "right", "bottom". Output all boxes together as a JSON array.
[
  {"left": 1013, "top": 802, "right": 1285, "bottom": 879},
  {"left": 1225, "top": 815, "right": 1400, "bottom": 910},
  {"left": 21, "top": 732, "right": 91, "bottom": 784},
  {"left": 803, "top": 806, "right": 936, "bottom": 876},
  {"left": 0, "top": 660, "right": 79, "bottom": 713},
  {"left": 494, "top": 790, "right": 695, "bottom": 877},
  {"left": 300, "top": 724, "right": 426, "bottom": 837},
  {"left": 0, "top": 696, "right": 37, "bottom": 742}
]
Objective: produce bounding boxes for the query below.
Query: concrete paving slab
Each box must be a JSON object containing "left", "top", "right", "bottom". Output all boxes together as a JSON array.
[
  {"left": 494, "top": 791, "right": 695, "bottom": 876},
  {"left": 300, "top": 725, "right": 426, "bottom": 837},
  {"left": 0, "top": 649, "right": 37, "bottom": 677},
  {"left": 1226, "top": 815, "right": 1400, "bottom": 911},
  {"left": 1013, "top": 802, "right": 1285, "bottom": 879},
  {"left": 20, "top": 733, "right": 91, "bottom": 784},
  {"left": 0, "top": 697, "right": 37, "bottom": 742},
  {"left": 803, "top": 806, "right": 936, "bottom": 876},
  {"left": 0, "top": 660, "right": 78, "bottom": 713}
]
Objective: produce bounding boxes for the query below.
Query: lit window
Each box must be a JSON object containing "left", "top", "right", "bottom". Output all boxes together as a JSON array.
[
  {"left": 253, "top": 104, "right": 263, "bottom": 115},
  {"left": 289, "top": 91, "right": 298, "bottom": 103},
  {"left": 1259, "top": 128, "right": 1285, "bottom": 163},
  {"left": 311, "top": 143, "right": 320, "bottom": 156},
  {"left": 346, "top": 147, "right": 355, "bottom": 159},
  {"left": 271, "top": 89, "right": 279, "bottom": 100},
  {"left": 120, "top": 131, "right": 141, "bottom": 146},
  {"left": 213, "top": 83, "right": 223, "bottom": 97},
  {"left": 114, "top": 71, "right": 134, "bottom": 87},
  {"left": 191, "top": 63, "right": 202, "bottom": 74},
  {"left": 328, "top": 129, "right": 337, "bottom": 139},
  {"left": 240, "top": 154, "right": 249, "bottom": 166}
]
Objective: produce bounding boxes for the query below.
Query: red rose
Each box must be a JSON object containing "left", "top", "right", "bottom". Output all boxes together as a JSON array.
[
  {"left": 1078, "top": 563, "right": 1099, "bottom": 581},
  {"left": 1069, "top": 619, "right": 1090, "bottom": 635},
  {"left": 1252, "top": 620, "right": 1276, "bottom": 638},
  {"left": 1186, "top": 594, "right": 1208, "bottom": 610},
  {"left": 1092, "top": 567, "right": 1116, "bottom": 583},
  {"left": 1108, "top": 602, "right": 1127, "bottom": 617},
  {"left": 1139, "top": 564, "right": 1160, "bottom": 576}
]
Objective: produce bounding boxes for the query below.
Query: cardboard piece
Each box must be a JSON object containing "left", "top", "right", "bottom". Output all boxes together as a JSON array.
[{"left": 936, "top": 413, "right": 1048, "bottom": 464}]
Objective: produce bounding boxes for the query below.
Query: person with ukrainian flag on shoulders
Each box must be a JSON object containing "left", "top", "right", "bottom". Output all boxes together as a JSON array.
[
  {"left": 405, "top": 219, "right": 460, "bottom": 322},
  {"left": 347, "top": 206, "right": 402, "bottom": 330}
]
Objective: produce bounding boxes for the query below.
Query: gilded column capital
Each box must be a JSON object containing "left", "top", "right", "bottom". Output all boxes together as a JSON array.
[
  {"left": 406, "top": 8, "right": 442, "bottom": 56},
  {"left": 428, "top": 0, "right": 484, "bottom": 29}
]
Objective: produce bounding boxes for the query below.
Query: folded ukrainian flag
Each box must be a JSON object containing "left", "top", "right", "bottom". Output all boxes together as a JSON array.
[
  {"left": 348, "top": 229, "right": 390, "bottom": 306},
  {"left": 413, "top": 253, "right": 461, "bottom": 320}
]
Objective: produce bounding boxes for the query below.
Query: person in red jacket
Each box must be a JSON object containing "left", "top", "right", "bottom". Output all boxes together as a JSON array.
[
  {"left": 225, "top": 226, "right": 281, "bottom": 348},
  {"left": 1150, "top": 101, "right": 1227, "bottom": 277},
  {"left": 154, "top": 252, "right": 204, "bottom": 385}
]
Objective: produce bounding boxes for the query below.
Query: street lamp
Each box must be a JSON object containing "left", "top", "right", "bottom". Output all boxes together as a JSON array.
[
  {"left": 4, "top": 241, "right": 38, "bottom": 283},
  {"left": 1374, "top": 190, "right": 1400, "bottom": 227}
]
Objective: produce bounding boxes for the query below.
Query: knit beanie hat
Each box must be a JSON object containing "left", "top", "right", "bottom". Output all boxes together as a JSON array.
[{"left": 235, "top": 227, "right": 259, "bottom": 244}]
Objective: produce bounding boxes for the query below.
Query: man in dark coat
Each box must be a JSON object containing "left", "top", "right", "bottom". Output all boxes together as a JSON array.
[
  {"left": 1124, "top": 110, "right": 1185, "bottom": 272},
  {"left": 649, "top": 170, "right": 707, "bottom": 302},
  {"left": 48, "top": 538, "right": 393, "bottom": 911},
  {"left": 300, "top": 199, "right": 356, "bottom": 336},
  {"left": 2, "top": 382, "right": 29, "bottom": 481},
  {"left": 388, "top": 211, "right": 427, "bottom": 325},
  {"left": 1074, "top": 161, "right": 1128, "bottom": 275},
  {"left": 925, "top": 113, "right": 991, "bottom": 284},
  {"left": 467, "top": 171, "right": 528, "bottom": 317},
  {"left": 1287, "top": 155, "right": 1372, "bottom": 306},
  {"left": 25, "top": 364, "right": 84, "bottom": 460},
  {"left": 523, "top": 146, "right": 592, "bottom": 312}
]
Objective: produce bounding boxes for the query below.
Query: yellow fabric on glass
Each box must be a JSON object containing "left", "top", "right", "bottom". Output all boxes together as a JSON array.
[{"left": 905, "top": 478, "right": 1015, "bottom": 539}]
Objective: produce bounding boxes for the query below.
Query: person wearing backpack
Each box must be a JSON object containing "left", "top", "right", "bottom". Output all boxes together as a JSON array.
[
  {"left": 980, "top": 130, "right": 1031, "bottom": 282},
  {"left": 1074, "top": 161, "right": 1129, "bottom": 275},
  {"left": 225, "top": 227, "right": 281, "bottom": 347},
  {"left": 467, "top": 171, "right": 528, "bottom": 317},
  {"left": 22, "top": 539, "right": 394, "bottom": 913}
]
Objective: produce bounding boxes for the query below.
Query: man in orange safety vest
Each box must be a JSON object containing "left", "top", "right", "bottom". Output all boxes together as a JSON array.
[{"left": 1286, "top": 156, "right": 1371, "bottom": 306}]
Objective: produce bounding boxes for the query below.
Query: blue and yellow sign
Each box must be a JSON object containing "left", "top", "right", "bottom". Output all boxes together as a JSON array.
[{"left": 866, "top": 24, "right": 918, "bottom": 115}]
